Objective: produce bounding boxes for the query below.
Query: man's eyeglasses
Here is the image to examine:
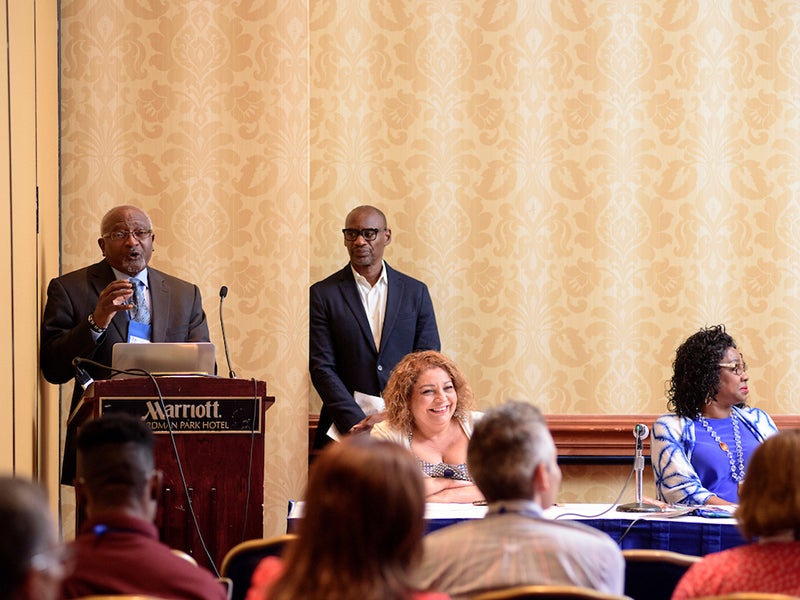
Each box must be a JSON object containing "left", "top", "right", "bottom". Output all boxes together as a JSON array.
[
  {"left": 103, "top": 229, "right": 153, "bottom": 242},
  {"left": 718, "top": 361, "right": 748, "bottom": 375},
  {"left": 342, "top": 228, "right": 385, "bottom": 242}
]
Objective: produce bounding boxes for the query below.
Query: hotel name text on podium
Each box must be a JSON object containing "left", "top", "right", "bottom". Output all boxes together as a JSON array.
[{"left": 71, "top": 376, "right": 274, "bottom": 571}]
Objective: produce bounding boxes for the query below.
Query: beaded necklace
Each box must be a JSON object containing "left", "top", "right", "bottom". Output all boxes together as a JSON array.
[{"left": 697, "top": 411, "right": 745, "bottom": 482}]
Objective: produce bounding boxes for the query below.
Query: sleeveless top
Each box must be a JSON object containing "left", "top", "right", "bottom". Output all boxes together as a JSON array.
[{"left": 408, "top": 430, "right": 472, "bottom": 481}]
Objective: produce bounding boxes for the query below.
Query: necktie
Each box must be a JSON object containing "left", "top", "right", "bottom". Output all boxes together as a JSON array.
[{"left": 129, "top": 278, "right": 151, "bottom": 324}]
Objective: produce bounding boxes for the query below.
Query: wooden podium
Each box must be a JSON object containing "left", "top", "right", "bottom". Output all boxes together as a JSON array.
[{"left": 73, "top": 376, "right": 274, "bottom": 571}]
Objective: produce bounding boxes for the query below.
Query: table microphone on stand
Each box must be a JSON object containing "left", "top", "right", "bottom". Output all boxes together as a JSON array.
[{"left": 617, "top": 423, "right": 662, "bottom": 513}]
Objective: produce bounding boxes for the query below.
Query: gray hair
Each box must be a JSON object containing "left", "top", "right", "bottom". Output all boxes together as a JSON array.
[{"left": 467, "top": 400, "right": 554, "bottom": 502}]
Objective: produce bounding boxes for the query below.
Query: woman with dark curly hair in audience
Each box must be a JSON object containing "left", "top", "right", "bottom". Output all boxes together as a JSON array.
[
  {"left": 371, "top": 350, "right": 483, "bottom": 503},
  {"left": 671, "top": 429, "right": 800, "bottom": 599},
  {"left": 245, "top": 435, "right": 450, "bottom": 600},
  {"left": 651, "top": 325, "right": 778, "bottom": 506}
]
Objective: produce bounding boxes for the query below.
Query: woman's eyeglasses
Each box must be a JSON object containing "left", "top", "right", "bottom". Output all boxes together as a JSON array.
[{"left": 718, "top": 361, "right": 748, "bottom": 375}]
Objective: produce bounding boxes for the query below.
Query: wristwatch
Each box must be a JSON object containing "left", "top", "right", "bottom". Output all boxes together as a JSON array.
[{"left": 87, "top": 313, "right": 107, "bottom": 334}]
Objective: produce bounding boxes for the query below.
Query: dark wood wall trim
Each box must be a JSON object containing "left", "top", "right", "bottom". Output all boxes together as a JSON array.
[
  {"left": 309, "top": 413, "right": 800, "bottom": 459},
  {"left": 546, "top": 414, "right": 800, "bottom": 457},
  {"left": 546, "top": 414, "right": 661, "bottom": 457}
]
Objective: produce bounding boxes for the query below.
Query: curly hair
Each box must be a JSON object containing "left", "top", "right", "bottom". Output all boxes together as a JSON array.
[
  {"left": 736, "top": 429, "right": 800, "bottom": 540},
  {"left": 382, "top": 350, "right": 475, "bottom": 432},
  {"left": 667, "top": 324, "right": 741, "bottom": 419}
]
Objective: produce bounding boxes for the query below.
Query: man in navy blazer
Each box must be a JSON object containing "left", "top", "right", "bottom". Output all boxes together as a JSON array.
[
  {"left": 310, "top": 205, "right": 440, "bottom": 450},
  {"left": 40, "top": 205, "right": 209, "bottom": 484}
]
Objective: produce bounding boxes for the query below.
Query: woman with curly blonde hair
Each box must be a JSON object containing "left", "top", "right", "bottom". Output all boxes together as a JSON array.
[{"left": 372, "top": 350, "right": 483, "bottom": 502}]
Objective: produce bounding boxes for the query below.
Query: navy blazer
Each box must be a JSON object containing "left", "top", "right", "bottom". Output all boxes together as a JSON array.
[
  {"left": 40, "top": 259, "right": 209, "bottom": 483},
  {"left": 309, "top": 263, "right": 440, "bottom": 448}
]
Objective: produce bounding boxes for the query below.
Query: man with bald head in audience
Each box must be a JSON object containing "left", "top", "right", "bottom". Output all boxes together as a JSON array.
[
  {"left": 415, "top": 400, "right": 625, "bottom": 599},
  {"left": 0, "top": 476, "right": 67, "bottom": 600},
  {"left": 61, "top": 413, "right": 227, "bottom": 599}
]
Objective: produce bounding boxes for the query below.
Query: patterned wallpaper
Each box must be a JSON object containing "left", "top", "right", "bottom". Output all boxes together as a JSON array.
[
  {"left": 59, "top": 0, "right": 800, "bottom": 531},
  {"left": 59, "top": 0, "right": 310, "bottom": 537},
  {"left": 310, "top": 1, "right": 800, "bottom": 420}
]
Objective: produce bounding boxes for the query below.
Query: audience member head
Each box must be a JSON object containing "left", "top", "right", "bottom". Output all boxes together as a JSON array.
[
  {"left": 76, "top": 413, "right": 161, "bottom": 521},
  {"left": 0, "top": 476, "right": 66, "bottom": 600},
  {"left": 467, "top": 400, "right": 561, "bottom": 506},
  {"left": 97, "top": 204, "right": 155, "bottom": 276},
  {"left": 271, "top": 436, "right": 426, "bottom": 600},
  {"left": 383, "top": 350, "right": 475, "bottom": 432},
  {"left": 667, "top": 324, "right": 741, "bottom": 418},
  {"left": 736, "top": 429, "right": 800, "bottom": 541}
]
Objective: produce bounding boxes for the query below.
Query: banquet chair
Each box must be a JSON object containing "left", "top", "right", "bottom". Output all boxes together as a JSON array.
[
  {"left": 75, "top": 596, "right": 168, "bottom": 599},
  {"left": 469, "top": 585, "right": 633, "bottom": 599},
  {"left": 171, "top": 548, "right": 231, "bottom": 600},
  {"left": 694, "top": 595, "right": 800, "bottom": 600},
  {"left": 622, "top": 548, "right": 700, "bottom": 600},
  {"left": 217, "top": 577, "right": 233, "bottom": 600},
  {"left": 170, "top": 548, "right": 198, "bottom": 566},
  {"left": 219, "top": 533, "right": 297, "bottom": 600}
]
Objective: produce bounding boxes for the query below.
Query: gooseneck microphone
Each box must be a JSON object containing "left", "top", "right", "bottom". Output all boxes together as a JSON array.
[
  {"left": 219, "top": 286, "right": 236, "bottom": 378},
  {"left": 72, "top": 357, "right": 95, "bottom": 390},
  {"left": 617, "top": 423, "right": 662, "bottom": 513}
]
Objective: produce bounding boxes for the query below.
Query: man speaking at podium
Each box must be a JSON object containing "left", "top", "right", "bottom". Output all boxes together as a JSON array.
[{"left": 40, "top": 204, "right": 210, "bottom": 485}]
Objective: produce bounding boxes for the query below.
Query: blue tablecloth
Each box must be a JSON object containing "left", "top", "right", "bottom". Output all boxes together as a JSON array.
[
  {"left": 288, "top": 502, "right": 746, "bottom": 556},
  {"left": 568, "top": 512, "right": 746, "bottom": 555}
]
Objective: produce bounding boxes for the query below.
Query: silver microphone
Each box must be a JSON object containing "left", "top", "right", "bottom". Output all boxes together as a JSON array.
[{"left": 617, "top": 421, "right": 661, "bottom": 513}]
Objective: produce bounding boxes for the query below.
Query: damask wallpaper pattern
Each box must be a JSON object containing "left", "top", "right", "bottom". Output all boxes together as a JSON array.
[
  {"left": 310, "top": 1, "right": 800, "bottom": 420},
  {"left": 59, "top": 0, "right": 800, "bottom": 530},
  {"left": 59, "top": 0, "right": 310, "bottom": 536}
]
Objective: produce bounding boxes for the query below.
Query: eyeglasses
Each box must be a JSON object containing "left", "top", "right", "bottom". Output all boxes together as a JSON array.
[
  {"left": 103, "top": 229, "right": 153, "bottom": 242},
  {"left": 718, "top": 361, "right": 748, "bottom": 375},
  {"left": 342, "top": 228, "right": 385, "bottom": 242}
]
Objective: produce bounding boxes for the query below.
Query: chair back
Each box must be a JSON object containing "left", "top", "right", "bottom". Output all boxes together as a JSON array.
[
  {"left": 170, "top": 548, "right": 198, "bottom": 566},
  {"left": 694, "top": 595, "right": 800, "bottom": 600},
  {"left": 469, "top": 585, "right": 632, "bottom": 599},
  {"left": 622, "top": 549, "right": 700, "bottom": 600},
  {"left": 75, "top": 596, "right": 168, "bottom": 599},
  {"left": 217, "top": 576, "right": 233, "bottom": 600},
  {"left": 219, "top": 534, "right": 297, "bottom": 600}
]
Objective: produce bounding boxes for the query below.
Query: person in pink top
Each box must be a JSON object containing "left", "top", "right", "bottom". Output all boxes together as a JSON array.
[
  {"left": 672, "top": 429, "right": 800, "bottom": 599},
  {"left": 246, "top": 435, "right": 449, "bottom": 600}
]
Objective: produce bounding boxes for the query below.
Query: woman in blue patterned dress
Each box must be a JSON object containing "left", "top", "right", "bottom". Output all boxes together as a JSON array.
[{"left": 651, "top": 325, "right": 778, "bottom": 505}]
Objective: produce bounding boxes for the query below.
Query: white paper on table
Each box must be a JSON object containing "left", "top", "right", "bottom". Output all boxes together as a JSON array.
[{"left": 326, "top": 391, "right": 385, "bottom": 441}]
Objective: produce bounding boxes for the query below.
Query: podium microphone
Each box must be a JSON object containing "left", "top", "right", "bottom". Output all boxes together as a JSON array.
[
  {"left": 219, "top": 286, "right": 236, "bottom": 378},
  {"left": 72, "top": 357, "right": 95, "bottom": 390},
  {"left": 617, "top": 423, "right": 662, "bottom": 513}
]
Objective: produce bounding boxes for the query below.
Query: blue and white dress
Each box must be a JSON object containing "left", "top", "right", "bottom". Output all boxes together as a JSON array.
[{"left": 651, "top": 405, "right": 777, "bottom": 505}]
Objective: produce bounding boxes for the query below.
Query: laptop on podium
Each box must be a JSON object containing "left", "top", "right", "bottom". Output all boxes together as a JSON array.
[{"left": 111, "top": 342, "right": 216, "bottom": 377}]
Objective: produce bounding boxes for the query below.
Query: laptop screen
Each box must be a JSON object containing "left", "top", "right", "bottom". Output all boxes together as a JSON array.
[{"left": 110, "top": 342, "right": 217, "bottom": 377}]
